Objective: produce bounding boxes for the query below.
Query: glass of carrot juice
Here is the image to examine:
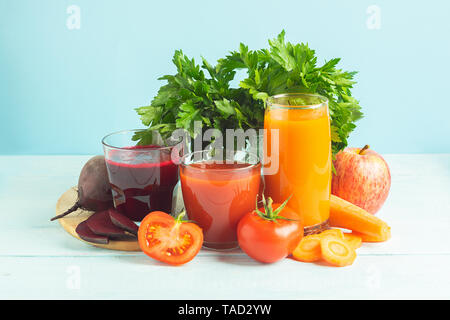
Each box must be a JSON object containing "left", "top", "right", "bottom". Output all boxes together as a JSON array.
[
  {"left": 180, "top": 149, "right": 261, "bottom": 250},
  {"left": 264, "top": 93, "right": 331, "bottom": 235}
]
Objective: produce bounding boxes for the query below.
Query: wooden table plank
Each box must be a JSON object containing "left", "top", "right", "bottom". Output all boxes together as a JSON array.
[
  {"left": 0, "top": 155, "right": 449, "bottom": 299},
  {"left": 1, "top": 254, "right": 449, "bottom": 299}
]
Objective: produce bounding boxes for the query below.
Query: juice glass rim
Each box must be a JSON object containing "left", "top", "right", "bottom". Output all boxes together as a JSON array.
[
  {"left": 101, "top": 129, "right": 178, "bottom": 151},
  {"left": 267, "top": 93, "right": 328, "bottom": 110},
  {"left": 180, "top": 149, "right": 261, "bottom": 172}
]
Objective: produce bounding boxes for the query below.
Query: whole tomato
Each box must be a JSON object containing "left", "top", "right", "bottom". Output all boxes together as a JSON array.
[{"left": 237, "top": 196, "right": 303, "bottom": 263}]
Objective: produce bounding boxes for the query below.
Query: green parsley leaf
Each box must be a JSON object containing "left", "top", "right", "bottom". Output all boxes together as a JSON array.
[{"left": 135, "top": 31, "right": 363, "bottom": 155}]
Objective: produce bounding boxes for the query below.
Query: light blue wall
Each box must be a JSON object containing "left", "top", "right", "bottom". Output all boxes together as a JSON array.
[{"left": 1, "top": 0, "right": 449, "bottom": 154}]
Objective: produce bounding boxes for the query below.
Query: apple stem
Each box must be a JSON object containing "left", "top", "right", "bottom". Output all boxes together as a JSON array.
[{"left": 359, "top": 144, "right": 370, "bottom": 155}]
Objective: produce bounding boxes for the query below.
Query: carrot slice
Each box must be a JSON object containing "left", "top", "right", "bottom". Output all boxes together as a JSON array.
[
  {"left": 343, "top": 233, "right": 362, "bottom": 249},
  {"left": 320, "top": 236, "right": 356, "bottom": 267},
  {"left": 330, "top": 195, "right": 391, "bottom": 240},
  {"left": 292, "top": 235, "right": 322, "bottom": 262},
  {"left": 352, "top": 229, "right": 391, "bottom": 242},
  {"left": 320, "top": 228, "right": 344, "bottom": 239}
]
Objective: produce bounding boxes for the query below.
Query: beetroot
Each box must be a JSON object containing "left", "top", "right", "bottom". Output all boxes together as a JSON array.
[
  {"left": 51, "top": 155, "right": 113, "bottom": 221},
  {"left": 109, "top": 209, "right": 139, "bottom": 235},
  {"left": 86, "top": 210, "right": 136, "bottom": 240},
  {"left": 75, "top": 221, "right": 109, "bottom": 244}
]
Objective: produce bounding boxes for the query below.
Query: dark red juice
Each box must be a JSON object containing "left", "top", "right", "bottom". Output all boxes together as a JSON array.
[{"left": 105, "top": 145, "right": 179, "bottom": 221}]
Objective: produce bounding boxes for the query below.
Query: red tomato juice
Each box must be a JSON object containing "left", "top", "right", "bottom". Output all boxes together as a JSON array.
[{"left": 180, "top": 161, "right": 261, "bottom": 249}]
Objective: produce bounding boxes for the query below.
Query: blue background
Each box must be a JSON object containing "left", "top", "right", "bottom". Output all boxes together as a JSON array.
[{"left": 1, "top": 0, "right": 449, "bottom": 155}]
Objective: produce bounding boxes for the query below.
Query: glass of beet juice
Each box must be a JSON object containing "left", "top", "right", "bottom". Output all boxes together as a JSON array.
[
  {"left": 180, "top": 149, "right": 261, "bottom": 250},
  {"left": 102, "top": 130, "right": 181, "bottom": 222}
]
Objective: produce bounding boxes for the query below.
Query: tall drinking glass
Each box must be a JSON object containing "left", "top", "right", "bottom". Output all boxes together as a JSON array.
[
  {"left": 264, "top": 93, "right": 331, "bottom": 235},
  {"left": 102, "top": 129, "right": 180, "bottom": 221},
  {"left": 180, "top": 149, "right": 261, "bottom": 250}
]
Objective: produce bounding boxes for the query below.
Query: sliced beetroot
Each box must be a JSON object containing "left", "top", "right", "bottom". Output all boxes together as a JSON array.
[
  {"left": 86, "top": 210, "right": 136, "bottom": 240},
  {"left": 109, "top": 209, "right": 139, "bottom": 235},
  {"left": 76, "top": 221, "right": 109, "bottom": 244}
]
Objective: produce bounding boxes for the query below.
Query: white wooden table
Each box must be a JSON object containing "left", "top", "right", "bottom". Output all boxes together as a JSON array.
[{"left": 0, "top": 155, "right": 449, "bottom": 299}]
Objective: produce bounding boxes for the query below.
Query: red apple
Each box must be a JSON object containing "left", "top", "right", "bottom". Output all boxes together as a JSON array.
[{"left": 331, "top": 145, "right": 391, "bottom": 215}]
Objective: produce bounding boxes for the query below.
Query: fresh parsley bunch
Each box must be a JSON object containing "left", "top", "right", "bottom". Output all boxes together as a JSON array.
[{"left": 135, "top": 30, "right": 363, "bottom": 155}]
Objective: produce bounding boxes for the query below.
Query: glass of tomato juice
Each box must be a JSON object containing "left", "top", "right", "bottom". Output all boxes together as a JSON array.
[
  {"left": 264, "top": 93, "right": 332, "bottom": 235},
  {"left": 180, "top": 149, "right": 261, "bottom": 250},
  {"left": 102, "top": 129, "right": 181, "bottom": 222}
]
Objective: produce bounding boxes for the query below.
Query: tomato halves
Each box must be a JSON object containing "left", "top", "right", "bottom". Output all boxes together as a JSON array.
[
  {"left": 237, "top": 196, "right": 303, "bottom": 263},
  {"left": 138, "top": 211, "right": 203, "bottom": 265}
]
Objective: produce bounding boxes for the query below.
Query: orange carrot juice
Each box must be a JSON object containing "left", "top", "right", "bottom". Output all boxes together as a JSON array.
[
  {"left": 264, "top": 94, "right": 331, "bottom": 233},
  {"left": 180, "top": 152, "right": 261, "bottom": 250}
]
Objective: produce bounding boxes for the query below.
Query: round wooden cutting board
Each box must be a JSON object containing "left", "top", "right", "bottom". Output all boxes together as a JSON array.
[{"left": 56, "top": 187, "right": 140, "bottom": 251}]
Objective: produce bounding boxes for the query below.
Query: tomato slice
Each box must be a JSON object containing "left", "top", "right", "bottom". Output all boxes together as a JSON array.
[{"left": 138, "top": 211, "right": 203, "bottom": 265}]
